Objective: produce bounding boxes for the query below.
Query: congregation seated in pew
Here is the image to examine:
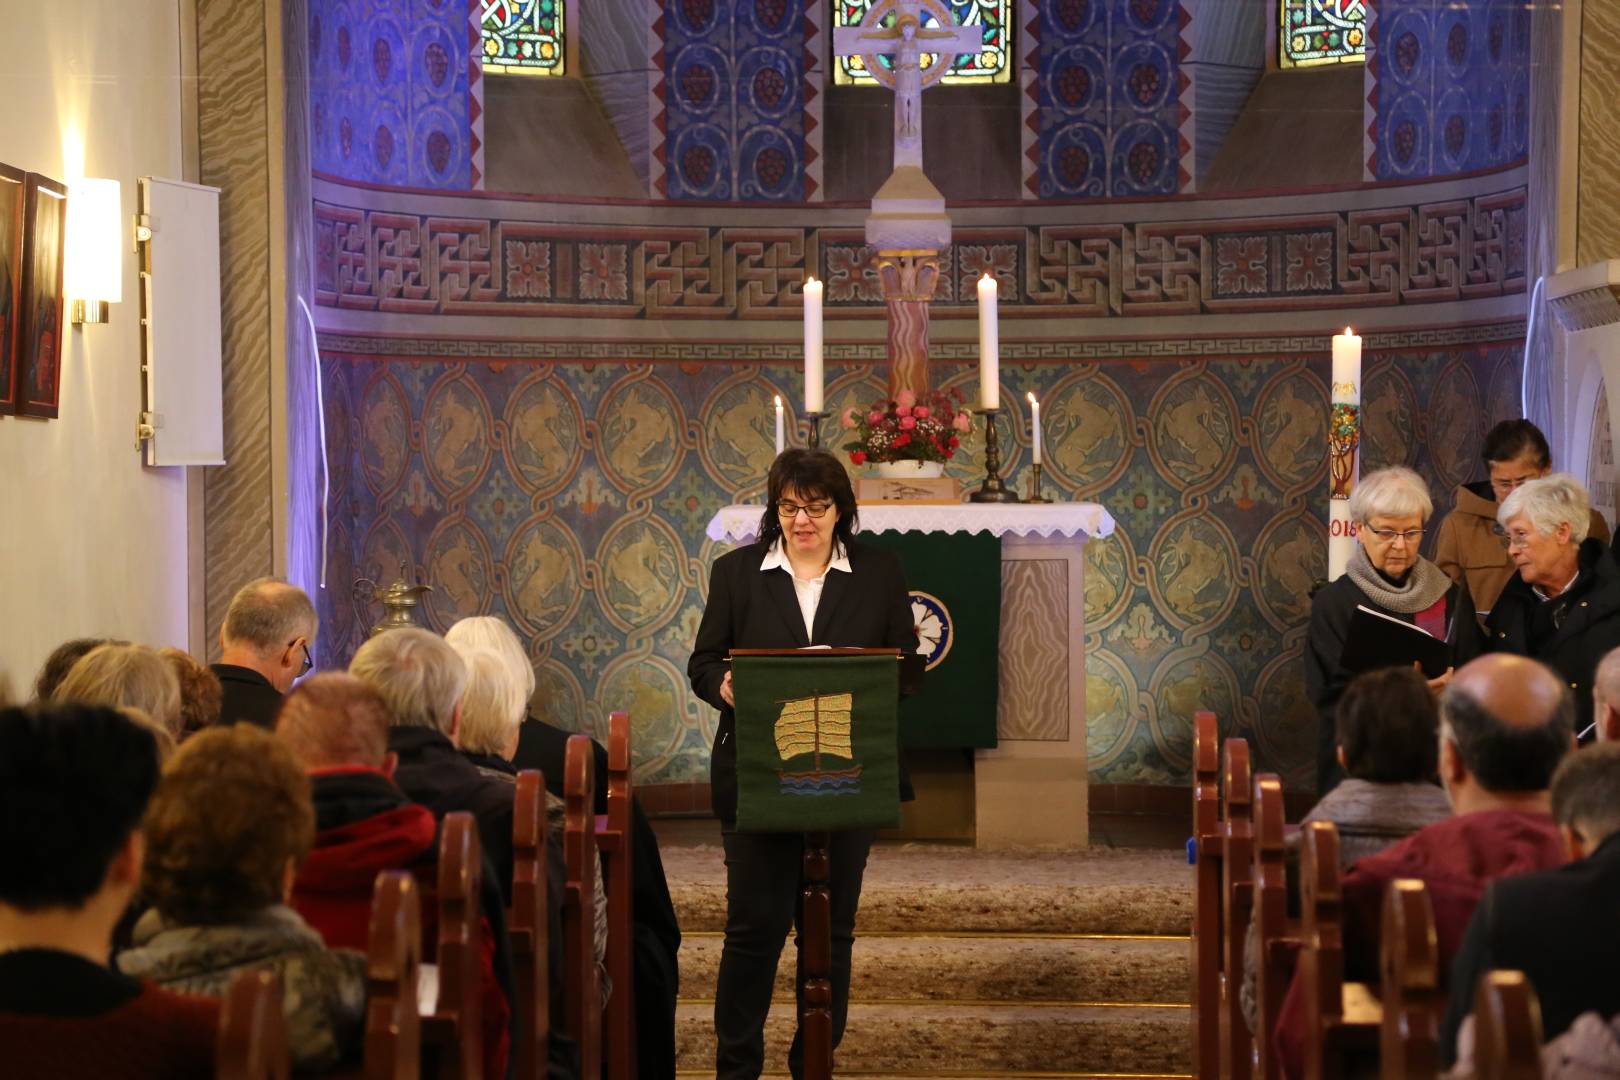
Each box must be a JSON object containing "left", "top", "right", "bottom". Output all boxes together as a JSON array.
[
  {"left": 0, "top": 703, "right": 219, "bottom": 1079},
  {"left": 115, "top": 723, "right": 367, "bottom": 1073},
  {"left": 276, "top": 671, "right": 514, "bottom": 1080},
  {"left": 1273, "top": 651, "right": 1575, "bottom": 1077}
]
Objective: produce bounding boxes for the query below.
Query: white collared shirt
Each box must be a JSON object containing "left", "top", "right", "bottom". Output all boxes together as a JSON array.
[{"left": 760, "top": 538, "right": 851, "bottom": 641}]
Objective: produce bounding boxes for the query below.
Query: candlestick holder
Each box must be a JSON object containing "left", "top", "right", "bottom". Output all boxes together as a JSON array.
[
  {"left": 801, "top": 411, "right": 827, "bottom": 450},
  {"left": 1025, "top": 463, "right": 1052, "bottom": 503},
  {"left": 969, "top": 407, "right": 1019, "bottom": 503}
]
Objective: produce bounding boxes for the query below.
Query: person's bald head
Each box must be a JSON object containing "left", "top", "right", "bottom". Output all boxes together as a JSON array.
[
  {"left": 1592, "top": 647, "right": 1620, "bottom": 743},
  {"left": 1439, "top": 655, "right": 1574, "bottom": 802},
  {"left": 219, "top": 577, "right": 318, "bottom": 693}
]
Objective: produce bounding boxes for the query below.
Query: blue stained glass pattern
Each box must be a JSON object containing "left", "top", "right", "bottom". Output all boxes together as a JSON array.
[
  {"left": 834, "top": 0, "right": 1013, "bottom": 85},
  {"left": 482, "top": 0, "right": 565, "bottom": 76}
]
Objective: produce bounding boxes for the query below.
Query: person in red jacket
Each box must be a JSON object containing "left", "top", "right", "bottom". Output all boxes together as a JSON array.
[
  {"left": 0, "top": 702, "right": 219, "bottom": 1079},
  {"left": 1274, "top": 653, "right": 1576, "bottom": 1078},
  {"left": 278, "top": 672, "right": 513, "bottom": 1080}
]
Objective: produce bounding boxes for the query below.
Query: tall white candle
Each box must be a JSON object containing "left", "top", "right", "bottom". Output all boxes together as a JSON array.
[
  {"left": 977, "top": 273, "right": 1000, "bottom": 410},
  {"left": 774, "top": 395, "right": 785, "bottom": 455},
  {"left": 803, "top": 277, "right": 824, "bottom": 413},
  {"left": 1327, "top": 327, "right": 1363, "bottom": 581},
  {"left": 1027, "top": 392, "right": 1042, "bottom": 466}
]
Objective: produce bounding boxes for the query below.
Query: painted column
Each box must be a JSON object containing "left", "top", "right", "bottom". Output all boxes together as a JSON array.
[{"left": 876, "top": 253, "right": 940, "bottom": 400}]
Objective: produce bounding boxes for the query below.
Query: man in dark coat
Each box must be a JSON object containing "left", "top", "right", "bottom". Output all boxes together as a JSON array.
[
  {"left": 1486, "top": 474, "right": 1620, "bottom": 738},
  {"left": 514, "top": 716, "right": 684, "bottom": 1080},
  {"left": 209, "top": 577, "right": 318, "bottom": 729},
  {"left": 1443, "top": 742, "right": 1620, "bottom": 1064}
]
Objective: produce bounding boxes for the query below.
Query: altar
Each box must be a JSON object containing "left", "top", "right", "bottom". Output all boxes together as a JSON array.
[{"left": 706, "top": 502, "right": 1116, "bottom": 849}]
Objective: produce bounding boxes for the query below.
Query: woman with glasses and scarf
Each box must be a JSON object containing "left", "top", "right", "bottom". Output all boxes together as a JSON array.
[
  {"left": 1486, "top": 473, "right": 1620, "bottom": 741},
  {"left": 1306, "top": 466, "right": 1488, "bottom": 794},
  {"left": 688, "top": 448, "right": 919, "bottom": 1080}
]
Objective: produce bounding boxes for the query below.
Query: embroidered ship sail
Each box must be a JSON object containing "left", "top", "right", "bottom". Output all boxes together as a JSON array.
[{"left": 774, "top": 691, "right": 862, "bottom": 796}]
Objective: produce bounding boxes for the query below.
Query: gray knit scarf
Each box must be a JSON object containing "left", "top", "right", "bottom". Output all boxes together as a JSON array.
[{"left": 1345, "top": 542, "right": 1453, "bottom": 616}]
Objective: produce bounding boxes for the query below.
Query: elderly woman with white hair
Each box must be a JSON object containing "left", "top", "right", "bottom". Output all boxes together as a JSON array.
[
  {"left": 1486, "top": 473, "right": 1620, "bottom": 739},
  {"left": 1306, "top": 466, "right": 1488, "bottom": 793}
]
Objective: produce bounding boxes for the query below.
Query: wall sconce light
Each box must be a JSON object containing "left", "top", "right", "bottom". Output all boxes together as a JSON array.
[{"left": 65, "top": 177, "right": 122, "bottom": 325}]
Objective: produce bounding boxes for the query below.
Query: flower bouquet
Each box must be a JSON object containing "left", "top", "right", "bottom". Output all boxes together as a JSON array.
[{"left": 840, "top": 387, "right": 974, "bottom": 468}]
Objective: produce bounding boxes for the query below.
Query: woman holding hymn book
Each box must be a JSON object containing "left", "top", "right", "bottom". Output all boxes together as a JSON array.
[{"left": 1306, "top": 466, "right": 1488, "bottom": 795}]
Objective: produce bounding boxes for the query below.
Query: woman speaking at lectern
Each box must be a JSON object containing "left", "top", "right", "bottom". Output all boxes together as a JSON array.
[{"left": 688, "top": 448, "right": 919, "bottom": 1080}]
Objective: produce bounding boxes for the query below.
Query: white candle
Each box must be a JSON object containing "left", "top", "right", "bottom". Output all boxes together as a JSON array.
[
  {"left": 1027, "top": 392, "right": 1042, "bottom": 466},
  {"left": 803, "top": 277, "right": 824, "bottom": 413},
  {"left": 1327, "top": 327, "right": 1363, "bottom": 581},
  {"left": 774, "top": 395, "right": 785, "bottom": 455},
  {"left": 1331, "top": 326, "right": 1361, "bottom": 403},
  {"left": 977, "top": 273, "right": 999, "bottom": 409}
]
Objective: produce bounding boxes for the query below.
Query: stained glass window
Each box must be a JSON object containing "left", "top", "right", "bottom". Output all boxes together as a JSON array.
[
  {"left": 833, "top": 0, "right": 1012, "bottom": 86},
  {"left": 1280, "top": 0, "right": 1366, "bottom": 68},
  {"left": 482, "top": 0, "right": 565, "bottom": 76}
]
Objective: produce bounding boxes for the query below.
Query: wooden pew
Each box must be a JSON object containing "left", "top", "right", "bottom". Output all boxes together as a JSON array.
[
  {"left": 216, "top": 970, "right": 290, "bottom": 1080},
  {"left": 1379, "top": 879, "right": 1440, "bottom": 1080},
  {"left": 511, "top": 770, "right": 551, "bottom": 1080},
  {"left": 364, "top": 870, "right": 422, "bottom": 1080},
  {"left": 1252, "top": 773, "right": 1297, "bottom": 1080},
  {"left": 595, "top": 710, "right": 637, "bottom": 1080},
  {"left": 1298, "top": 821, "right": 1380, "bottom": 1080},
  {"left": 422, "top": 811, "right": 485, "bottom": 1079},
  {"left": 1192, "top": 710, "right": 1222, "bottom": 1077},
  {"left": 1219, "top": 736, "right": 1255, "bottom": 1080},
  {"left": 564, "top": 734, "right": 602, "bottom": 1080},
  {"left": 1472, "top": 971, "right": 1544, "bottom": 1080}
]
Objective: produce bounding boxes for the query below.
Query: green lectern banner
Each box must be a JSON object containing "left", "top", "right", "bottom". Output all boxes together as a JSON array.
[
  {"left": 731, "top": 652, "right": 902, "bottom": 833},
  {"left": 859, "top": 531, "right": 1001, "bottom": 749}
]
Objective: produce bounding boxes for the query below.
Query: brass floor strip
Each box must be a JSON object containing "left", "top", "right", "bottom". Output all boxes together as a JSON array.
[
  {"left": 678, "top": 998, "right": 1189, "bottom": 1010},
  {"left": 681, "top": 930, "right": 1190, "bottom": 942}
]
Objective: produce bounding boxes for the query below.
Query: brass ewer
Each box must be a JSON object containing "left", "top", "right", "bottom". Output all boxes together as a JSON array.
[{"left": 353, "top": 563, "right": 432, "bottom": 638}]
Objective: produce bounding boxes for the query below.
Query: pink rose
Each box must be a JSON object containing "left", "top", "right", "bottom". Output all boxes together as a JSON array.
[
  {"left": 899, "top": 415, "right": 917, "bottom": 430},
  {"left": 953, "top": 412, "right": 972, "bottom": 433},
  {"left": 895, "top": 404, "right": 913, "bottom": 418},
  {"left": 841, "top": 406, "right": 858, "bottom": 429},
  {"left": 867, "top": 410, "right": 884, "bottom": 424},
  {"left": 895, "top": 389, "right": 917, "bottom": 409},
  {"left": 914, "top": 406, "right": 930, "bottom": 419}
]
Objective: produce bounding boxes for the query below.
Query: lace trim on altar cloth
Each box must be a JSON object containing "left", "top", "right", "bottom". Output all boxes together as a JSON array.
[{"left": 704, "top": 504, "right": 1116, "bottom": 544}]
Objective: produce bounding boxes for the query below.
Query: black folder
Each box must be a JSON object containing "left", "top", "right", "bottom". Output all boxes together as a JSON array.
[{"left": 1338, "top": 604, "right": 1452, "bottom": 679}]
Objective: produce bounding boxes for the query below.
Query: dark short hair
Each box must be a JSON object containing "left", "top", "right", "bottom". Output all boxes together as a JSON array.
[
  {"left": 1441, "top": 683, "right": 1573, "bottom": 793},
  {"left": 160, "top": 647, "right": 223, "bottom": 734},
  {"left": 758, "top": 449, "right": 859, "bottom": 550},
  {"left": 33, "top": 638, "right": 115, "bottom": 702},
  {"left": 1336, "top": 667, "right": 1439, "bottom": 783},
  {"left": 0, "top": 703, "right": 161, "bottom": 910},
  {"left": 142, "top": 723, "right": 315, "bottom": 924},
  {"left": 1551, "top": 743, "right": 1620, "bottom": 843},
  {"left": 1482, "top": 419, "right": 1552, "bottom": 470}
]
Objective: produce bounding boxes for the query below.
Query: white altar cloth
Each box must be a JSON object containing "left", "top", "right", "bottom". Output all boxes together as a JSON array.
[{"left": 705, "top": 502, "right": 1116, "bottom": 544}]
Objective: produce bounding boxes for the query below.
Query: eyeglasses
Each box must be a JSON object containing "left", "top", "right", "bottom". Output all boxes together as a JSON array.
[
  {"left": 293, "top": 641, "right": 314, "bottom": 677},
  {"left": 1365, "top": 526, "right": 1424, "bottom": 545},
  {"left": 777, "top": 500, "right": 833, "bottom": 519},
  {"left": 1490, "top": 474, "right": 1539, "bottom": 495},
  {"left": 1505, "top": 530, "right": 1539, "bottom": 550}
]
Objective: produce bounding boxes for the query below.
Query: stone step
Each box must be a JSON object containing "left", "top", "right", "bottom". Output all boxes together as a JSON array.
[
  {"left": 674, "top": 1001, "right": 1193, "bottom": 1075},
  {"left": 665, "top": 846, "right": 1191, "bottom": 937},
  {"left": 678, "top": 933, "right": 1191, "bottom": 1005}
]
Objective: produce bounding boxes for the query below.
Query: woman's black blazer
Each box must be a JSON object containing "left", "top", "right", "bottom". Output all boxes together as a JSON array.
[{"left": 687, "top": 536, "right": 920, "bottom": 825}]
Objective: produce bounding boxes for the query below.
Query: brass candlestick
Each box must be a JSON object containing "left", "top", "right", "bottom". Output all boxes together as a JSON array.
[
  {"left": 1026, "top": 463, "right": 1052, "bottom": 503},
  {"left": 969, "top": 407, "right": 1019, "bottom": 503},
  {"left": 801, "top": 411, "right": 827, "bottom": 449}
]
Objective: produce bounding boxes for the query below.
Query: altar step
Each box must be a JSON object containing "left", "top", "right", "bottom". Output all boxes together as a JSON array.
[{"left": 662, "top": 843, "right": 1193, "bottom": 1078}]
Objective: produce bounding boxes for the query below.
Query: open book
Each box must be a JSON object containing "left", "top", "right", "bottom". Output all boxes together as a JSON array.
[{"left": 1338, "top": 604, "right": 1452, "bottom": 679}]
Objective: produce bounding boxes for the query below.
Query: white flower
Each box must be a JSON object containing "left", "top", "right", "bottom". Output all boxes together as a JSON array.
[{"left": 912, "top": 600, "right": 942, "bottom": 657}]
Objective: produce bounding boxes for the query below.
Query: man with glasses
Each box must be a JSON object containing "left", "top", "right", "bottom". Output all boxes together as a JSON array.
[
  {"left": 1485, "top": 474, "right": 1620, "bottom": 740},
  {"left": 1306, "top": 466, "right": 1487, "bottom": 794},
  {"left": 1434, "top": 420, "right": 1610, "bottom": 616},
  {"left": 209, "top": 576, "right": 318, "bottom": 729}
]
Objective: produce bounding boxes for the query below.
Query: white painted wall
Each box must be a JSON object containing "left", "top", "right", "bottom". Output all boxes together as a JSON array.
[{"left": 0, "top": 0, "right": 191, "bottom": 697}]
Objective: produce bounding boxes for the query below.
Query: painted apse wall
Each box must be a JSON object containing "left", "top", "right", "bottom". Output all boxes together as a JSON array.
[{"left": 297, "top": 0, "right": 1531, "bottom": 793}]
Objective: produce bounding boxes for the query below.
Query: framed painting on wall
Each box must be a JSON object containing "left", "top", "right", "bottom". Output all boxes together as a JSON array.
[
  {"left": 0, "top": 163, "right": 24, "bottom": 416},
  {"left": 16, "top": 172, "right": 67, "bottom": 420}
]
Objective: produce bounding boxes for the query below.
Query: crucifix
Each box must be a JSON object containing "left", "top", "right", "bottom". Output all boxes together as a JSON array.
[
  {"left": 832, "top": 0, "right": 982, "bottom": 400},
  {"left": 832, "top": 0, "right": 981, "bottom": 171}
]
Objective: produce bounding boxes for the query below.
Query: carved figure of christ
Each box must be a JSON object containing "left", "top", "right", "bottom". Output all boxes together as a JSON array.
[{"left": 832, "top": 0, "right": 981, "bottom": 170}]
